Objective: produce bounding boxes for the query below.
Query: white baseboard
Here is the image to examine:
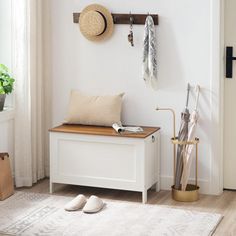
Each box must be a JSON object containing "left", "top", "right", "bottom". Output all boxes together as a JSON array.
[{"left": 160, "top": 175, "right": 212, "bottom": 195}]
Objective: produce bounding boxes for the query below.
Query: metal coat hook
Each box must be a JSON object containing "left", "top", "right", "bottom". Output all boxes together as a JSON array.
[
  {"left": 129, "top": 11, "right": 134, "bottom": 24},
  {"left": 128, "top": 11, "right": 134, "bottom": 47}
]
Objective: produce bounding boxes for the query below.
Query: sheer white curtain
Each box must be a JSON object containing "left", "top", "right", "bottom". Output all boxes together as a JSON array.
[{"left": 12, "top": 0, "right": 49, "bottom": 187}]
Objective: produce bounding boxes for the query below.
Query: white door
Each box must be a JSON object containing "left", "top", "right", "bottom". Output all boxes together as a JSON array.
[{"left": 224, "top": 0, "right": 236, "bottom": 189}]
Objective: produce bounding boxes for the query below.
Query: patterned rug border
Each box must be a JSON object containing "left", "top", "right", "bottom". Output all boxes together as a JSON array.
[
  {"left": 5, "top": 191, "right": 221, "bottom": 215},
  {"left": 0, "top": 191, "right": 223, "bottom": 236}
]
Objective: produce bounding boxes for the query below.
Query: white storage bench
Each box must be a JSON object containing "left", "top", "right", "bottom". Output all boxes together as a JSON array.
[{"left": 49, "top": 125, "right": 161, "bottom": 203}]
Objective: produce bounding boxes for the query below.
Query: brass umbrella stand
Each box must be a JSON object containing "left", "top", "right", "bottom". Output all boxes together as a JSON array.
[
  {"left": 156, "top": 107, "right": 200, "bottom": 202},
  {"left": 171, "top": 137, "right": 199, "bottom": 202}
]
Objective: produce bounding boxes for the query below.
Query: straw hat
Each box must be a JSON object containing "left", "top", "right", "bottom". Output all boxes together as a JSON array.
[{"left": 79, "top": 4, "right": 114, "bottom": 41}]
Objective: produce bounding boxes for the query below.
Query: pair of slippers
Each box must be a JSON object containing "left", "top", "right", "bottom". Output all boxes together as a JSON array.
[{"left": 64, "top": 195, "right": 104, "bottom": 213}]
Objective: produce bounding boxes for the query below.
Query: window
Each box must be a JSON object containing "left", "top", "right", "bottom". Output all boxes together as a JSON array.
[{"left": 0, "top": 0, "right": 13, "bottom": 110}]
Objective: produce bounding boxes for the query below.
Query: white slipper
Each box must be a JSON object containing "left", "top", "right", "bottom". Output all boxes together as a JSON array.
[
  {"left": 64, "top": 194, "right": 87, "bottom": 211},
  {"left": 83, "top": 195, "right": 104, "bottom": 213}
]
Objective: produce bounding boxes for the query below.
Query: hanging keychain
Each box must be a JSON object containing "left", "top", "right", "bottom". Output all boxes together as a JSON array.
[{"left": 128, "top": 12, "right": 134, "bottom": 47}]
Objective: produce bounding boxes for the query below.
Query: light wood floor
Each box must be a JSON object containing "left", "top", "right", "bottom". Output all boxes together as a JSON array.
[{"left": 16, "top": 179, "right": 236, "bottom": 235}]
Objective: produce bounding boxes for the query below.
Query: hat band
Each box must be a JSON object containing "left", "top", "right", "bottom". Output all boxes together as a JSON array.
[{"left": 96, "top": 11, "right": 107, "bottom": 36}]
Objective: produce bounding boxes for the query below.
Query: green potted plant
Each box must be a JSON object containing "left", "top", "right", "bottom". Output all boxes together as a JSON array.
[{"left": 0, "top": 64, "right": 15, "bottom": 111}]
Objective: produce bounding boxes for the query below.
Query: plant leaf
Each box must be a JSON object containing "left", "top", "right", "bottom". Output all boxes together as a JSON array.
[{"left": 0, "top": 64, "right": 14, "bottom": 94}]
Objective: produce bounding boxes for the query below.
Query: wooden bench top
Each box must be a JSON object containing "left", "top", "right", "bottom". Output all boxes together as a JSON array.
[{"left": 49, "top": 124, "right": 160, "bottom": 139}]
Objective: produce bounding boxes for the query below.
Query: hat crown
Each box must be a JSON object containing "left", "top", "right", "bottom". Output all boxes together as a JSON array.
[
  {"left": 81, "top": 11, "right": 105, "bottom": 36},
  {"left": 79, "top": 4, "right": 114, "bottom": 41}
]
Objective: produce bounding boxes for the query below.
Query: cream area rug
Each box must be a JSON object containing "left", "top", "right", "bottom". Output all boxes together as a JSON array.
[{"left": 0, "top": 192, "right": 222, "bottom": 236}]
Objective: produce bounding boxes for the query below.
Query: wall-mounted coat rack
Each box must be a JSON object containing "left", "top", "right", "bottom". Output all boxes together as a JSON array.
[{"left": 73, "top": 13, "right": 159, "bottom": 25}]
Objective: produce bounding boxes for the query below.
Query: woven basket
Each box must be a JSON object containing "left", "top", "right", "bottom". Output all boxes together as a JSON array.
[{"left": 0, "top": 153, "right": 14, "bottom": 200}]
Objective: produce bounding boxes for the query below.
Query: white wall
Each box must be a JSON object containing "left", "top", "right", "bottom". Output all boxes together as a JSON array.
[
  {"left": 50, "top": 0, "right": 221, "bottom": 194},
  {"left": 0, "top": 0, "right": 11, "bottom": 67},
  {"left": 0, "top": 115, "right": 14, "bottom": 171}
]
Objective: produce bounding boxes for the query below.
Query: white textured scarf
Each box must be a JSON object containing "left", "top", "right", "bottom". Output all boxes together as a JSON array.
[{"left": 142, "top": 16, "right": 157, "bottom": 88}]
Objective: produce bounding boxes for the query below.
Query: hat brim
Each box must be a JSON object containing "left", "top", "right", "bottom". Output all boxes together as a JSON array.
[{"left": 79, "top": 4, "right": 114, "bottom": 41}]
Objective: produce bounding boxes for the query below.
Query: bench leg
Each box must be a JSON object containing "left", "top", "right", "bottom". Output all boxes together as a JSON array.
[
  {"left": 142, "top": 190, "right": 147, "bottom": 204},
  {"left": 155, "top": 182, "right": 160, "bottom": 192},
  {"left": 50, "top": 181, "right": 55, "bottom": 194}
]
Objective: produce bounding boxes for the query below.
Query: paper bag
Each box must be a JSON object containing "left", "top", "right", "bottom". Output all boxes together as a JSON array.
[{"left": 0, "top": 153, "right": 14, "bottom": 200}]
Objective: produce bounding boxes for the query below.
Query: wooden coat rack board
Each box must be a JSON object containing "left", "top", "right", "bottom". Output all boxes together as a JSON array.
[{"left": 73, "top": 13, "right": 159, "bottom": 25}]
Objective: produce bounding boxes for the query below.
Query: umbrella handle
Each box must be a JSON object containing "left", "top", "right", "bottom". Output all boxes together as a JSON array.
[
  {"left": 185, "top": 83, "right": 191, "bottom": 108},
  {"left": 195, "top": 85, "right": 200, "bottom": 110}
]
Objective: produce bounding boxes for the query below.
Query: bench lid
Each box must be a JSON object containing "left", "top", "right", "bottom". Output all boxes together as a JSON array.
[{"left": 49, "top": 124, "right": 160, "bottom": 139}]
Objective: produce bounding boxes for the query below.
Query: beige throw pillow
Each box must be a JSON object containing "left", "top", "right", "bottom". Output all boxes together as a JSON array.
[{"left": 64, "top": 91, "right": 124, "bottom": 126}]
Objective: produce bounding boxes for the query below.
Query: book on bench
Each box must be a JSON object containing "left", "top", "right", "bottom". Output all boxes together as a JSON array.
[{"left": 112, "top": 123, "right": 144, "bottom": 134}]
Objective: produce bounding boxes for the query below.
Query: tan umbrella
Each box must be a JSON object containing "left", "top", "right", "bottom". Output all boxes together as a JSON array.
[
  {"left": 181, "top": 86, "right": 200, "bottom": 191},
  {"left": 174, "top": 84, "right": 191, "bottom": 190},
  {"left": 174, "top": 110, "right": 190, "bottom": 189}
]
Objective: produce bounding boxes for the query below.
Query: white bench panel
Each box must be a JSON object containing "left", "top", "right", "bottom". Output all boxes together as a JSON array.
[{"left": 58, "top": 139, "right": 137, "bottom": 181}]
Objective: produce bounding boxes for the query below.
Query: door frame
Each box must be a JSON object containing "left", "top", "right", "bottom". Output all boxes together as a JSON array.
[{"left": 209, "top": 0, "right": 224, "bottom": 195}]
